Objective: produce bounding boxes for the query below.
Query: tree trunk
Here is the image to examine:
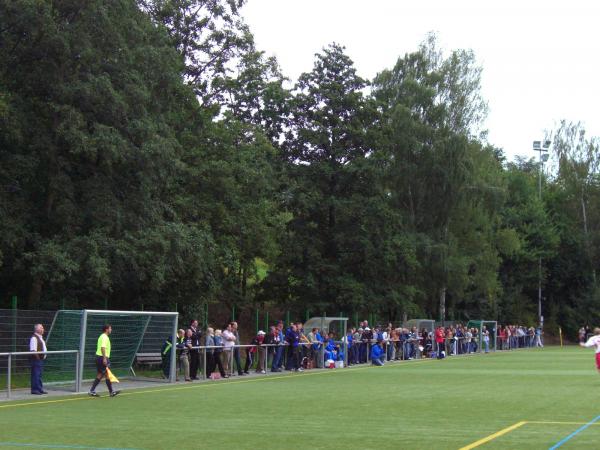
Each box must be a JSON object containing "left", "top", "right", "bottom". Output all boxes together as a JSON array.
[
  {"left": 439, "top": 224, "right": 449, "bottom": 322},
  {"left": 241, "top": 265, "right": 247, "bottom": 302},
  {"left": 408, "top": 184, "right": 416, "bottom": 227},
  {"left": 581, "top": 189, "right": 596, "bottom": 285},
  {"left": 439, "top": 287, "right": 446, "bottom": 322}
]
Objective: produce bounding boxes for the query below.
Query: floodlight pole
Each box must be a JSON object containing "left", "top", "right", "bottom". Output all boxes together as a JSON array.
[{"left": 532, "top": 140, "right": 550, "bottom": 329}]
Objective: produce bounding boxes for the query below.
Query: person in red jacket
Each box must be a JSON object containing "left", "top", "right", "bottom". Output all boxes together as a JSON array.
[
  {"left": 498, "top": 326, "right": 507, "bottom": 350},
  {"left": 435, "top": 327, "right": 446, "bottom": 359}
]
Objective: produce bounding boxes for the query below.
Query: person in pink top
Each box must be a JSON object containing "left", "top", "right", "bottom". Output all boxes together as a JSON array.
[{"left": 580, "top": 327, "right": 600, "bottom": 374}]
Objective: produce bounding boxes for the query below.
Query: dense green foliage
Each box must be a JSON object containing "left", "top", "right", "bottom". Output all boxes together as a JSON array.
[
  {"left": 1, "top": 1, "right": 599, "bottom": 336},
  {"left": 1, "top": 349, "right": 600, "bottom": 449}
]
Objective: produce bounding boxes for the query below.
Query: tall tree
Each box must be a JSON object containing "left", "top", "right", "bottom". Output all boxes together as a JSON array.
[
  {"left": 139, "top": 0, "right": 286, "bottom": 317},
  {"left": 0, "top": 0, "right": 215, "bottom": 309},
  {"left": 138, "top": 0, "right": 252, "bottom": 106},
  {"left": 553, "top": 121, "right": 600, "bottom": 284},
  {"left": 265, "top": 44, "right": 377, "bottom": 312},
  {"left": 372, "top": 35, "right": 491, "bottom": 320}
]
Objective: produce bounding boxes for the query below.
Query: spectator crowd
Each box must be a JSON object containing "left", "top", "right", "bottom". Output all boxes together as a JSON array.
[{"left": 159, "top": 320, "right": 544, "bottom": 380}]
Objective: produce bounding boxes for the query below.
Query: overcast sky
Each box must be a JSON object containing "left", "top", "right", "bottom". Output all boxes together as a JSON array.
[{"left": 242, "top": 0, "right": 600, "bottom": 161}]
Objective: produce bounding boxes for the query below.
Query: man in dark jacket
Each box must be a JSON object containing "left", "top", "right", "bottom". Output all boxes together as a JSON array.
[
  {"left": 285, "top": 323, "right": 302, "bottom": 372},
  {"left": 361, "top": 327, "right": 373, "bottom": 363},
  {"left": 189, "top": 320, "right": 201, "bottom": 380},
  {"left": 271, "top": 321, "right": 285, "bottom": 372}
]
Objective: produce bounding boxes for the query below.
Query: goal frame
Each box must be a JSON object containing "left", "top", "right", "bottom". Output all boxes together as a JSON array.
[{"left": 76, "top": 310, "right": 178, "bottom": 392}]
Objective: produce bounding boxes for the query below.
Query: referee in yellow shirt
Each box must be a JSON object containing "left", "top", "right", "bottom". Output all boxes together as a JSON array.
[{"left": 88, "top": 324, "right": 120, "bottom": 397}]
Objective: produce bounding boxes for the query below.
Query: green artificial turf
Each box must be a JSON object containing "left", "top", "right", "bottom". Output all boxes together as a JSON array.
[{"left": 0, "top": 347, "right": 599, "bottom": 449}]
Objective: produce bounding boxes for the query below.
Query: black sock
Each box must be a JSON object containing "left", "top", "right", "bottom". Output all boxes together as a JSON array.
[
  {"left": 105, "top": 379, "right": 113, "bottom": 393},
  {"left": 91, "top": 378, "right": 101, "bottom": 392}
]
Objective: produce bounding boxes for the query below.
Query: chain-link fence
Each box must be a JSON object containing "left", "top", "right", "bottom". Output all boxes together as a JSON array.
[{"left": 0, "top": 309, "right": 57, "bottom": 355}]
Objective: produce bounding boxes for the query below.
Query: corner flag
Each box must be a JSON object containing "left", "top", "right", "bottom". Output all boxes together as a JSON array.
[{"left": 106, "top": 367, "right": 119, "bottom": 383}]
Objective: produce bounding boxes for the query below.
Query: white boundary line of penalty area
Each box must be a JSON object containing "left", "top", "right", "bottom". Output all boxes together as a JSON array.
[{"left": 0, "top": 349, "right": 525, "bottom": 410}]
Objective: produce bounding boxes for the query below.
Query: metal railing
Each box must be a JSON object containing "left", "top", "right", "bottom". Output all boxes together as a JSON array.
[
  {"left": 170, "top": 339, "right": 432, "bottom": 381},
  {"left": 429, "top": 334, "right": 543, "bottom": 356},
  {"left": 0, "top": 334, "right": 544, "bottom": 398},
  {"left": 167, "top": 332, "right": 545, "bottom": 380},
  {"left": 0, "top": 350, "right": 79, "bottom": 399}
]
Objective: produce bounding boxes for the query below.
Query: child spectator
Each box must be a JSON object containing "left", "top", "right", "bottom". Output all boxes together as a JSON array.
[{"left": 371, "top": 339, "right": 385, "bottom": 366}]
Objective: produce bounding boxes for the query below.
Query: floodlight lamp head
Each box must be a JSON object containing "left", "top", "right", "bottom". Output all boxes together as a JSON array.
[
  {"left": 543, "top": 140, "right": 551, "bottom": 149},
  {"left": 533, "top": 140, "right": 541, "bottom": 150},
  {"left": 541, "top": 154, "right": 549, "bottom": 162}
]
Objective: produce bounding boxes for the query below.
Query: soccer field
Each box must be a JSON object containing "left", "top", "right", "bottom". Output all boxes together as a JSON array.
[{"left": 0, "top": 347, "right": 598, "bottom": 449}]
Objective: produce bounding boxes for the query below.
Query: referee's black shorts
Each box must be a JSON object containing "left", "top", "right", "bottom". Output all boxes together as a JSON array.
[{"left": 96, "top": 356, "right": 110, "bottom": 374}]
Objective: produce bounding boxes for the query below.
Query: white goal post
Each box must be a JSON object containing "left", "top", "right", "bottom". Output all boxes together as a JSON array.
[{"left": 46, "top": 309, "right": 178, "bottom": 392}]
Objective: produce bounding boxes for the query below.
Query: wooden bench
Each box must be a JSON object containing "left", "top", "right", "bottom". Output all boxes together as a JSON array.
[{"left": 135, "top": 352, "right": 163, "bottom": 369}]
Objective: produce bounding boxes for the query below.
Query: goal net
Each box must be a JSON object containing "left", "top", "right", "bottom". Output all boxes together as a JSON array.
[
  {"left": 46, "top": 310, "right": 178, "bottom": 391},
  {"left": 466, "top": 320, "right": 498, "bottom": 352}
]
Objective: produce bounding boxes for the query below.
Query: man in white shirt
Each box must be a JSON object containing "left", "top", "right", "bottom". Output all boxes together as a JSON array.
[
  {"left": 29, "top": 323, "right": 48, "bottom": 395},
  {"left": 580, "top": 327, "right": 600, "bottom": 374},
  {"left": 222, "top": 323, "right": 236, "bottom": 376}
]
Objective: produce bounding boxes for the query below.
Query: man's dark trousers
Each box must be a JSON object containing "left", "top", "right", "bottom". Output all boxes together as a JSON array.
[
  {"left": 189, "top": 350, "right": 200, "bottom": 379},
  {"left": 271, "top": 345, "right": 283, "bottom": 371},
  {"left": 233, "top": 347, "right": 243, "bottom": 375},
  {"left": 285, "top": 346, "right": 299, "bottom": 370},
  {"left": 31, "top": 359, "right": 44, "bottom": 394}
]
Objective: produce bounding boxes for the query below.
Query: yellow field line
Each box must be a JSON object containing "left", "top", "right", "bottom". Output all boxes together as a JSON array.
[
  {"left": 458, "top": 421, "right": 527, "bottom": 450},
  {"left": 109, "top": 358, "right": 437, "bottom": 398},
  {"left": 0, "top": 358, "right": 437, "bottom": 409},
  {"left": 458, "top": 420, "right": 600, "bottom": 449}
]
